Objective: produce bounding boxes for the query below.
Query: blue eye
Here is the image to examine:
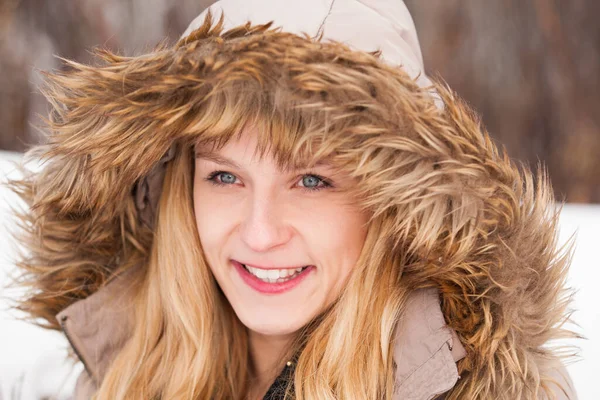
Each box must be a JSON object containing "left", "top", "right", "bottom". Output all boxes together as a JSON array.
[
  {"left": 205, "top": 171, "right": 238, "bottom": 186},
  {"left": 299, "top": 174, "right": 330, "bottom": 192},
  {"left": 301, "top": 175, "right": 320, "bottom": 188}
]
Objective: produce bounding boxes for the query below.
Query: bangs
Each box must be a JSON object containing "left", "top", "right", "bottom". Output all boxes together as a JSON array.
[{"left": 189, "top": 78, "right": 338, "bottom": 173}]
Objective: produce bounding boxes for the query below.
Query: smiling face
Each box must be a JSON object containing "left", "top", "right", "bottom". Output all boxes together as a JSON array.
[{"left": 192, "top": 126, "right": 369, "bottom": 337}]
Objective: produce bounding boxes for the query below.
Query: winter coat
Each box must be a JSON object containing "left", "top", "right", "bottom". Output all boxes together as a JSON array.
[
  {"left": 11, "top": 0, "right": 579, "bottom": 399},
  {"left": 58, "top": 272, "right": 472, "bottom": 399}
]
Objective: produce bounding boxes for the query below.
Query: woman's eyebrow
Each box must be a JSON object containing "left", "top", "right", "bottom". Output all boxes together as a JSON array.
[{"left": 195, "top": 151, "right": 243, "bottom": 170}]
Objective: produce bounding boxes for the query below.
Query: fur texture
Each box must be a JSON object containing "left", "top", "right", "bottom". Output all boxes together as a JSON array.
[{"left": 9, "top": 11, "right": 580, "bottom": 399}]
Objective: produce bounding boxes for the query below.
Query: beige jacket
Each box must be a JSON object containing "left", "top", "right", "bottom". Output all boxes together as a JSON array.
[
  {"left": 58, "top": 270, "right": 467, "bottom": 399},
  {"left": 57, "top": 272, "right": 576, "bottom": 399}
]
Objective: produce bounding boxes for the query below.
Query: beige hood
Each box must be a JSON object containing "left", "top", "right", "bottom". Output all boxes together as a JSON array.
[{"left": 182, "top": 0, "right": 431, "bottom": 87}]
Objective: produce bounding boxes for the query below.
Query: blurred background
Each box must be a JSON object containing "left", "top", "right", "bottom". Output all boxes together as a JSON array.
[
  {"left": 0, "top": 1, "right": 598, "bottom": 399},
  {"left": 0, "top": 0, "right": 599, "bottom": 202}
]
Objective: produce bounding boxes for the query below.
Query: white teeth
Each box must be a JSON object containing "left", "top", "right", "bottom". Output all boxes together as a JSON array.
[
  {"left": 243, "top": 264, "right": 307, "bottom": 283},
  {"left": 280, "top": 269, "right": 291, "bottom": 278}
]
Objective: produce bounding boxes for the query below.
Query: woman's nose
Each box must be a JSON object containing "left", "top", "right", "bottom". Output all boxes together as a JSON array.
[{"left": 239, "top": 194, "right": 293, "bottom": 252}]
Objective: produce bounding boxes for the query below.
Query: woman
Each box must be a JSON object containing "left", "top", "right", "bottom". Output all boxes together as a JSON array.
[{"left": 9, "top": 1, "right": 579, "bottom": 399}]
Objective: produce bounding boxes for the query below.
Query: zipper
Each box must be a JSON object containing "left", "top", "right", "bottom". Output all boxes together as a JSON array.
[{"left": 59, "top": 314, "right": 93, "bottom": 379}]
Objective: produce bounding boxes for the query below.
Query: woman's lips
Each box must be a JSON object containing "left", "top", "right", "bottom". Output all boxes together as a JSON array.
[{"left": 231, "top": 260, "right": 314, "bottom": 294}]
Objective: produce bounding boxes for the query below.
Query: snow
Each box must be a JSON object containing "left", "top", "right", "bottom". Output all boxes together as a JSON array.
[
  {"left": 0, "top": 152, "right": 83, "bottom": 399},
  {"left": 1, "top": 151, "right": 598, "bottom": 399},
  {"left": 555, "top": 203, "right": 600, "bottom": 399}
]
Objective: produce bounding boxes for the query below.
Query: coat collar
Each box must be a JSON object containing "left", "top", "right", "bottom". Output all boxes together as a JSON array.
[
  {"left": 391, "top": 288, "right": 466, "bottom": 399},
  {"left": 56, "top": 273, "right": 466, "bottom": 399}
]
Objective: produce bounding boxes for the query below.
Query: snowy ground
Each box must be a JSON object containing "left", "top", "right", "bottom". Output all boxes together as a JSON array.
[{"left": 1, "top": 151, "right": 598, "bottom": 399}]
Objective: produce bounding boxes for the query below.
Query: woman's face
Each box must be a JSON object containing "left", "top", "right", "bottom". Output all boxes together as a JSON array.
[{"left": 193, "top": 126, "right": 369, "bottom": 337}]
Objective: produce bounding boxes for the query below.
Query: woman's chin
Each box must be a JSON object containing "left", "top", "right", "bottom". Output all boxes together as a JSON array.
[{"left": 239, "top": 315, "right": 307, "bottom": 337}]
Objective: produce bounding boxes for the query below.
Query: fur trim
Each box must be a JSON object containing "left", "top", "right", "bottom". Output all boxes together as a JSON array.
[{"left": 9, "top": 11, "right": 579, "bottom": 399}]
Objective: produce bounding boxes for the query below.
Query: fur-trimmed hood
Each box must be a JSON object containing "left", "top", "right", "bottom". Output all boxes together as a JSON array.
[{"left": 10, "top": 1, "right": 579, "bottom": 399}]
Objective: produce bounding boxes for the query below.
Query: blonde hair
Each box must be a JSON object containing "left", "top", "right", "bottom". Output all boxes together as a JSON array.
[
  {"left": 96, "top": 145, "right": 247, "bottom": 398},
  {"left": 9, "top": 9, "right": 578, "bottom": 399},
  {"left": 95, "top": 74, "right": 408, "bottom": 398}
]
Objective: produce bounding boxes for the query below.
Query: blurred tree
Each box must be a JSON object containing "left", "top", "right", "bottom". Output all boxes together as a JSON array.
[
  {"left": 1, "top": 1, "right": 599, "bottom": 202},
  {"left": 0, "top": 0, "right": 212, "bottom": 151},
  {"left": 405, "top": 0, "right": 600, "bottom": 202}
]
